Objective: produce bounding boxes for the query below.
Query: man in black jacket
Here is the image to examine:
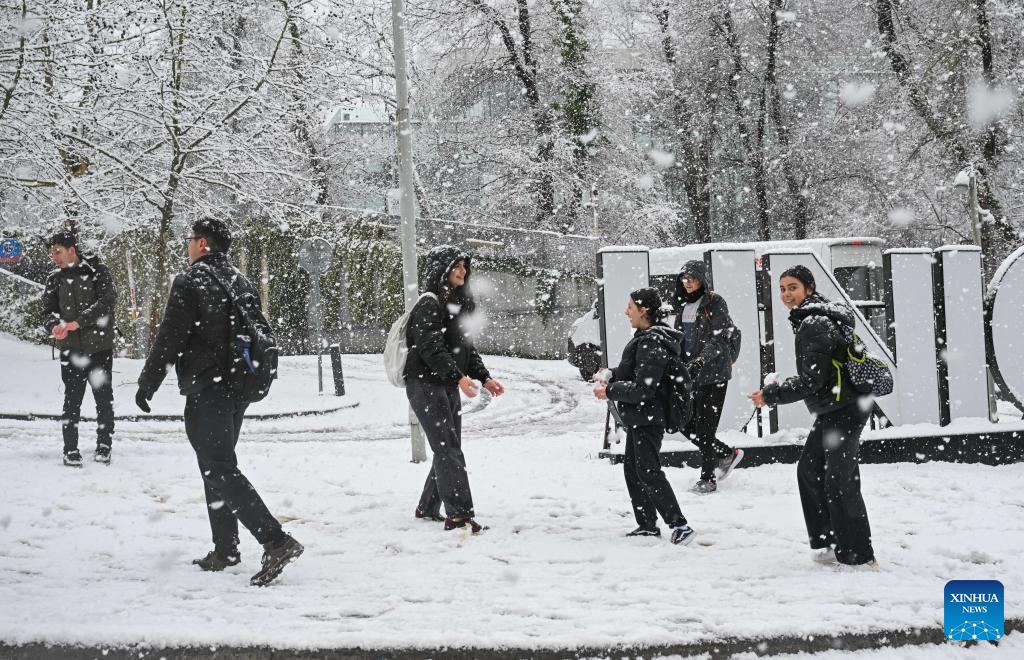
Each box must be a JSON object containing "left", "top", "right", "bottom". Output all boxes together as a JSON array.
[
  {"left": 136, "top": 218, "right": 302, "bottom": 587},
  {"left": 40, "top": 231, "right": 117, "bottom": 467}
]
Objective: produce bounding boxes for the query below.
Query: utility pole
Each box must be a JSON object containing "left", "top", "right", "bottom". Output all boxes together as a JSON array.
[{"left": 391, "top": 0, "right": 427, "bottom": 463}]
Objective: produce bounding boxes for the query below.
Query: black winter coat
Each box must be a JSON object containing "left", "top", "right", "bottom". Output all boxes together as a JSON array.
[
  {"left": 762, "top": 293, "right": 860, "bottom": 415},
  {"left": 673, "top": 259, "right": 736, "bottom": 386},
  {"left": 39, "top": 255, "right": 117, "bottom": 355},
  {"left": 607, "top": 323, "right": 682, "bottom": 429},
  {"left": 138, "top": 252, "right": 258, "bottom": 397},
  {"left": 403, "top": 245, "right": 490, "bottom": 387}
]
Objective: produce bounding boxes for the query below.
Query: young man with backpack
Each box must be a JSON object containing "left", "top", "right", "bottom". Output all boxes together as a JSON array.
[
  {"left": 594, "top": 287, "right": 696, "bottom": 546},
  {"left": 40, "top": 231, "right": 118, "bottom": 467},
  {"left": 673, "top": 260, "right": 744, "bottom": 494},
  {"left": 136, "top": 218, "right": 301, "bottom": 587}
]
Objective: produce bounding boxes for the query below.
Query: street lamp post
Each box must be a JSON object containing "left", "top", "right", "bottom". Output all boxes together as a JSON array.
[{"left": 391, "top": 0, "right": 427, "bottom": 463}]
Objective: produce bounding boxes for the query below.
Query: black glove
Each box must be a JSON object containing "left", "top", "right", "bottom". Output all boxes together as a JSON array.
[{"left": 135, "top": 388, "right": 152, "bottom": 413}]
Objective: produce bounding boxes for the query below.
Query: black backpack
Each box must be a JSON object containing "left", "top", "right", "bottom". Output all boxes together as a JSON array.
[
  {"left": 660, "top": 341, "right": 694, "bottom": 435},
  {"left": 206, "top": 267, "right": 279, "bottom": 403},
  {"left": 704, "top": 293, "right": 742, "bottom": 363}
]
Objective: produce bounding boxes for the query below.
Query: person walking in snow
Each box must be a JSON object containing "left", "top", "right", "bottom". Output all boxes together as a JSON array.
[
  {"left": 594, "top": 287, "right": 696, "bottom": 546},
  {"left": 135, "top": 218, "right": 303, "bottom": 586},
  {"left": 39, "top": 231, "right": 118, "bottom": 467},
  {"left": 673, "top": 260, "right": 744, "bottom": 494},
  {"left": 748, "top": 265, "right": 876, "bottom": 568},
  {"left": 404, "top": 245, "right": 505, "bottom": 533}
]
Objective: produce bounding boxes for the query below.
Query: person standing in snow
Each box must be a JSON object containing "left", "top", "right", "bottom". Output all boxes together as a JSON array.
[
  {"left": 749, "top": 265, "right": 876, "bottom": 568},
  {"left": 404, "top": 245, "right": 504, "bottom": 533},
  {"left": 39, "top": 231, "right": 118, "bottom": 467},
  {"left": 673, "top": 260, "right": 744, "bottom": 494},
  {"left": 594, "top": 287, "right": 696, "bottom": 546},
  {"left": 135, "top": 218, "right": 303, "bottom": 586}
]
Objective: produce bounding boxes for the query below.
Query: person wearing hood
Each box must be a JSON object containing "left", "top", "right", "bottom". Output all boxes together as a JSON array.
[
  {"left": 404, "top": 245, "right": 505, "bottom": 534},
  {"left": 673, "top": 260, "right": 744, "bottom": 494},
  {"left": 594, "top": 287, "right": 696, "bottom": 546},
  {"left": 749, "top": 265, "right": 877, "bottom": 568},
  {"left": 40, "top": 231, "right": 118, "bottom": 467}
]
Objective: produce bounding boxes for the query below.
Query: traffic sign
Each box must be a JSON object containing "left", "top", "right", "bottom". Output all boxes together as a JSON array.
[
  {"left": 0, "top": 238, "right": 23, "bottom": 264},
  {"left": 297, "top": 237, "right": 333, "bottom": 275}
]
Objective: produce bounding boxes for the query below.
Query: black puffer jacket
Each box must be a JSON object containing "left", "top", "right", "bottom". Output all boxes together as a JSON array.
[
  {"left": 39, "top": 254, "right": 117, "bottom": 355},
  {"left": 403, "top": 245, "right": 490, "bottom": 387},
  {"left": 762, "top": 293, "right": 859, "bottom": 415},
  {"left": 138, "top": 252, "right": 258, "bottom": 397},
  {"left": 607, "top": 323, "right": 682, "bottom": 429},
  {"left": 672, "top": 260, "right": 735, "bottom": 386}
]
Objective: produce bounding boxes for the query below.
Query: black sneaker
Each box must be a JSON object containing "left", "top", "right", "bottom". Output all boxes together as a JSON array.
[
  {"left": 193, "top": 550, "right": 241, "bottom": 572},
  {"left": 626, "top": 525, "right": 661, "bottom": 537},
  {"left": 94, "top": 445, "right": 111, "bottom": 464},
  {"left": 63, "top": 450, "right": 83, "bottom": 467},
  {"left": 415, "top": 508, "right": 445, "bottom": 522},
  {"left": 250, "top": 534, "right": 304, "bottom": 587},
  {"left": 670, "top": 525, "right": 697, "bottom": 546},
  {"left": 444, "top": 517, "right": 486, "bottom": 533}
]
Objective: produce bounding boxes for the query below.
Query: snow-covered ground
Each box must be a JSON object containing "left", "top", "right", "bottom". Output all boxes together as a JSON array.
[{"left": 1, "top": 332, "right": 1021, "bottom": 654}]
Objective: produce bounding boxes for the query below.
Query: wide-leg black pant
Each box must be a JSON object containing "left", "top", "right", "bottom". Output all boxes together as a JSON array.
[
  {"left": 184, "top": 386, "right": 283, "bottom": 554},
  {"left": 797, "top": 403, "right": 874, "bottom": 565},
  {"left": 408, "top": 379, "right": 475, "bottom": 519},
  {"left": 623, "top": 426, "right": 687, "bottom": 529}
]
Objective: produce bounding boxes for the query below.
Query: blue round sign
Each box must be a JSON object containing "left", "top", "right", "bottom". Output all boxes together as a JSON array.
[{"left": 0, "top": 238, "right": 22, "bottom": 263}]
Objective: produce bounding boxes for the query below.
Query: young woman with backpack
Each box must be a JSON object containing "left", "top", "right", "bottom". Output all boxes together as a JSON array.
[
  {"left": 673, "top": 260, "right": 745, "bottom": 494},
  {"left": 748, "top": 265, "right": 877, "bottom": 568},
  {"left": 403, "top": 245, "right": 505, "bottom": 534},
  {"left": 593, "top": 287, "right": 696, "bottom": 546}
]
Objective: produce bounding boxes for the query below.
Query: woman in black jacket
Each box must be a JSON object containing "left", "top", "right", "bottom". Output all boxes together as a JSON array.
[
  {"left": 594, "top": 287, "right": 696, "bottom": 546},
  {"left": 673, "top": 260, "right": 744, "bottom": 494},
  {"left": 749, "top": 265, "right": 876, "bottom": 567},
  {"left": 404, "top": 245, "right": 504, "bottom": 534}
]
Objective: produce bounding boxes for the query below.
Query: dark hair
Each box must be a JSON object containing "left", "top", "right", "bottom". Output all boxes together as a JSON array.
[
  {"left": 45, "top": 231, "right": 77, "bottom": 250},
  {"left": 630, "top": 287, "right": 667, "bottom": 323},
  {"left": 780, "top": 265, "right": 816, "bottom": 293},
  {"left": 192, "top": 217, "right": 232, "bottom": 253}
]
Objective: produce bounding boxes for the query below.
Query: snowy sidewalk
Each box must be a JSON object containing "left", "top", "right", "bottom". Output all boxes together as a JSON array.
[{"left": 1, "top": 336, "right": 1022, "bottom": 653}]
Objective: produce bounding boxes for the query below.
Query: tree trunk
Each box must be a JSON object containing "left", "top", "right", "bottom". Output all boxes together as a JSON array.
[{"left": 766, "top": 0, "right": 810, "bottom": 239}]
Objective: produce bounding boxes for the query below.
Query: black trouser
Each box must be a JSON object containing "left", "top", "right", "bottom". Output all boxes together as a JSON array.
[
  {"left": 184, "top": 386, "right": 283, "bottom": 554},
  {"left": 60, "top": 349, "right": 114, "bottom": 453},
  {"left": 798, "top": 403, "right": 874, "bottom": 565},
  {"left": 623, "top": 426, "right": 687, "bottom": 529},
  {"left": 407, "top": 379, "right": 475, "bottom": 519},
  {"left": 684, "top": 381, "right": 733, "bottom": 481}
]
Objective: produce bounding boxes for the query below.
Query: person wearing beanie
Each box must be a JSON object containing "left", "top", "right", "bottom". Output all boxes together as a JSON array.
[
  {"left": 749, "top": 265, "right": 877, "bottom": 568},
  {"left": 673, "top": 260, "right": 744, "bottom": 494},
  {"left": 404, "top": 245, "right": 505, "bottom": 534},
  {"left": 593, "top": 287, "right": 696, "bottom": 546}
]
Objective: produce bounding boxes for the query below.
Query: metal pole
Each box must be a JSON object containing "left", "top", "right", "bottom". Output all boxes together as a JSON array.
[
  {"left": 391, "top": 0, "right": 427, "bottom": 463},
  {"left": 968, "top": 169, "right": 984, "bottom": 264},
  {"left": 312, "top": 273, "right": 323, "bottom": 394}
]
